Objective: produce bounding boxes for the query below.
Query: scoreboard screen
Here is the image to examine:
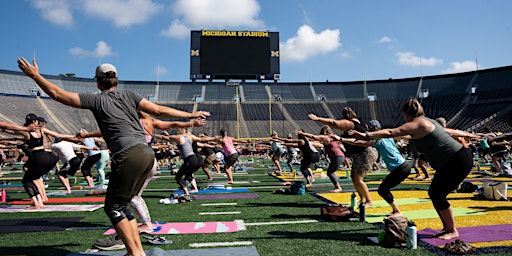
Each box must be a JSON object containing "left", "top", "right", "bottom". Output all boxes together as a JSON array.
[{"left": 190, "top": 30, "right": 280, "bottom": 81}]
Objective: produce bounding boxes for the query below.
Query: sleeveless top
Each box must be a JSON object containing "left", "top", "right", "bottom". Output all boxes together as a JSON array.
[
  {"left": 298, "top": 138, "right": 318, "bottom": 158},
  {"left": 222, "top": 136, "right": 237, "bottom": 156},
  {"left": 411, "top": 116, "right": 462, "bottom": 170},
  {"left": 177, "top": 135, "right": 195, "bottom": 159},
  {"left": 26, "top": 132, "right": 43, "bottom": 150},
  {"left": 342, "top": 119, "right": 366, "bottom": 156},
  {"left": 325, "top": 137, "right": 344, "bottom": 158}
]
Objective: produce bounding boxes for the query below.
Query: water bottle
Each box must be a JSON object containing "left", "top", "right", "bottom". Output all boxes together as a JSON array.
[
  {"left": 406, "top": 221, "right": 417, "bottom": 249},
  {"left": 359, "top": 201, "right": 365, "bottom": 222},
  {"left": 350, "top": 192, "right": 357, "bottom": 208}
]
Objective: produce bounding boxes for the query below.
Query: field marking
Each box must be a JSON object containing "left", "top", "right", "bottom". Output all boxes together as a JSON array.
[
  {"left": 198, "top": 211, "right": 241, "bottom": 215},
  {"left": 245, "top": 219, "right": 321, "bottom": 226},
  {"left": 201, "top": 203, "right": 238, "bottom": 206},
  {"left": 189, "top": 241, "right": 253, "bottom": 248}
]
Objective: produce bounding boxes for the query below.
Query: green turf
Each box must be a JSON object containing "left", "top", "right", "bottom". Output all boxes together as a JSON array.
[{"left": 0, "top": 157, "right": 506, "bottom": 256}]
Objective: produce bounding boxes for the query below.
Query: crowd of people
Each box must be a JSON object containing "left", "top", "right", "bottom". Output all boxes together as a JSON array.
[{"left": 0, "top": 58, "right": 510, "bottom": 255}]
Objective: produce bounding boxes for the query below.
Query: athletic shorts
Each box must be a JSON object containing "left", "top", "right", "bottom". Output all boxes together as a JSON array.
[
  {"left": 204, "top": 153, "right": 216, "bottom": 165},
  {"left": 224, "top": 153, "right": 239, "bottom": 167},
  {"left": 107, "top": 144, "right": 155, "bottom": 199}
]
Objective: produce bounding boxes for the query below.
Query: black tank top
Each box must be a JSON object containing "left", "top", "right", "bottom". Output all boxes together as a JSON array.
[
  {"left": 342, "top": 119, "right": 367, "bottom": 156},
  {"left": 26, "top": 132, "right": 44, "bottom": 149}
]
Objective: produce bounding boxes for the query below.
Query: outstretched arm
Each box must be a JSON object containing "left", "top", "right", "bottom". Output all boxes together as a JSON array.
[
  {"left": 17, "top": 58, "right": 81, "bottom": 108},
  {"left": 138, "top": 98, "right": 210, "bottom": 120},
  {"left": 153, "top": 118, "right": 206, "bottom": 130},
  {"left": 308, "top": 113, "right": 354, "bottom": 131}
]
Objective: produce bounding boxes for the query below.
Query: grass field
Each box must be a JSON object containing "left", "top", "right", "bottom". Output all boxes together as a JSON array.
[{"left": 0, "top": 156, "right": 511, "bottom": 256}]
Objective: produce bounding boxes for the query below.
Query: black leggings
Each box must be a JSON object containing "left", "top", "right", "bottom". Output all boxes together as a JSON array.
[
  {"left": 378, "top": 162, "right": 411, "bottom": 204},
  {"left": 428, "top": 147, "right": 473, "bottom": 210},
  {"left": 327, "top": 156, "right": 344, "bottom": 185},
  {"left": 176, "top": 155, "right": 202, "bottom": 189}
]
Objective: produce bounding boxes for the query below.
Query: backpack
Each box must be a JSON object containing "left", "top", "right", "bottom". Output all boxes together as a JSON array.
[
  {"left": 290, "top": 181, "right": 306, "bottom": 195},
  {"left": 501, "top": 161, "right": 512, "bottom": 176},
  {"left": 320, "top": 205, "right": 356, "bottom": 221},
  {"left": 381, "top": 216, "right": 408, "bottom": 248},
  {"left": 483, "top": 181, "right": 508, "bottom": 200},
  {"left": 458, "top": 182, "right": 478, "bottom": 193}
]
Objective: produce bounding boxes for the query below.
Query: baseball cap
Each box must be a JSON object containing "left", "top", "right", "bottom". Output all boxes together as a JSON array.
[
  {"left": 95, "top": 63, "right": 117, "bottom": 78},
  {"left": 24, "top": 113, "right": 38, "bottom": 126},
  {"left": 37, "top": 116, "right": 47, "bottom": 124},
  {"left": 368, "top": 120, "right": 381, "bottom": 129}
]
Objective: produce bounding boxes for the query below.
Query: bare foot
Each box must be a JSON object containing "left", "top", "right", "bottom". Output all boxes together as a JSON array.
[
  {"left": 305, "top": 183, "right": 313, "bottom": 187},
  {"left": 329, "top": 188, "right": 342, "bottom": 193},
  {"left": 423, "top": 177, "right": 432, "bottom": 181},
  {"left": 226, "top": 181, "right": 233, "bottom": 184},
  {"left": 26, "top": 205, "right": 43, "bottom": 210},
  {"left": 138, "top": 224, "right": 154, "bottom": 233},
  {"left": 189, "top": 189, "right": 198, "bottom": 193},
  {"left": 433, "top": 230, "right": 448, "bottom": 238},
  {"left": 437, "top": 230, "right": 459, "bottom": 240},
  {"left": 364, "top": 201, "right": 373, "bottom": 207}
]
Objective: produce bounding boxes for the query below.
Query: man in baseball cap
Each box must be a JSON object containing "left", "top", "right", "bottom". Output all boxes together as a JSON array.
[{"left": 95, "top": 63, "right": 117, "bottom": 78}]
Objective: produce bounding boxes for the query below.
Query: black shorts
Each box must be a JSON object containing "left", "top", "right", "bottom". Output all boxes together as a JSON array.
[
  {"left": 24, "top": 150, "right": 58, "bottom": 180},
  {"left": 224, "top": 153, "right": 239, "bottom": 167}
]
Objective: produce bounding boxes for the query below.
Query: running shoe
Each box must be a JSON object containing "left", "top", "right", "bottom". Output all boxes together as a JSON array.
[{"left": 93, "top": 234, "right": 125, "bottom": 251}]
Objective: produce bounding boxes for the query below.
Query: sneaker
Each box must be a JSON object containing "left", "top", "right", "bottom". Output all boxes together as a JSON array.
[{"left": 93, "top": 234, "right": 125, "bottom": 251}]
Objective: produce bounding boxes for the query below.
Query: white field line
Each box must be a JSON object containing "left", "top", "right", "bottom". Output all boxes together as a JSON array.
[
  {"left": 201, "top": 203, "right": 238, "bottom": 206},
  {"left": 198, "top": 211, "right": 241, "bottom": 215},
  {"left": 189, "top": 241, "right": 253, "bottom": 248},
  {"left": 244, "top": 219, "right": 321, "bottom": 226}
]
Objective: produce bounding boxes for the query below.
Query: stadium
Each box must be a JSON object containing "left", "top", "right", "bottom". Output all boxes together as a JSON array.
[
  {"left": 1, "top": 29, "right": 512, "bottom": 256},
  {"left": 0, "top": 64, "right": 511, "bottom": 138}
]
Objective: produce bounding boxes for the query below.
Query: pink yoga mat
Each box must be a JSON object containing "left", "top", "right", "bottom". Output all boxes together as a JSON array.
[
  {"left": 104, "top": 220, "right": 243, "bottom": 235},
  {"left": 419, "top": 224, "right": 512, "bottom": 246}
]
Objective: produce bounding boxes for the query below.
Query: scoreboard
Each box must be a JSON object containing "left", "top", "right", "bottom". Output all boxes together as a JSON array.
[{"left": 190, "top": 30, "right": 280, "bottom": 81}]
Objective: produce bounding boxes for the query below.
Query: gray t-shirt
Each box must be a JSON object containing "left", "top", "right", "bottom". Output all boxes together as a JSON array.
[{"left": 79, "top": 90, "right": 146, "bottom": 155}]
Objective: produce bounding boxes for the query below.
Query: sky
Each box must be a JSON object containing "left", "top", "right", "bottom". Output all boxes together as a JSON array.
[{"left": 1, "top": 0, "right": 511, "bottom": 83}]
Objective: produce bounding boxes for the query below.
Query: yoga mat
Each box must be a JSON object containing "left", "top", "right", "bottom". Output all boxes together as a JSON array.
[
  {"left": 0, "top": 183, "right": 23, "bottom": 187},
  {"left": 104, "top": 220, "right": 245, "bottom": 235},
  {"left": 0, "top": 204, "right": 103, "bottom": 213},
  {"left": 365, "top": 207, "right": 485, "bottom": 223},
  {"left": 174, "top": 188, "right": 250, "bottom": 194},
  {"left": 67, "top": 246, "right": 259, "bottom": 256},
  {"left": 46, "top": 190, "right": 91, "bottom": 196},
  {"left": 9, "top": 197, "right": 104, "bottom": 205},
  {"left": 194, "top": 193, "right": 260, "bottom": 200},
  {"left": 0, "top": 216, "right": 83, "bottom": 234},
  {"left": 419, "top": 224, "right": 512, "bottom": 247}
]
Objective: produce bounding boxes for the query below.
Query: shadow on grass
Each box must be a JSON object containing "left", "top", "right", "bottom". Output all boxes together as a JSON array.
[
  {"left": 0, "top": 243, "right": 77, "bottom": 256},
  {"left": 247, "top": 202, "right": 326, "bottom": 208},
  {"left": 262, "top": 228, "right": 378, "bottom": 245}
]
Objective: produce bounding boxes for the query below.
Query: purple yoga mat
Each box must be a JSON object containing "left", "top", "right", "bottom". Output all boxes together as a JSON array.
[
  {"left": 194, "top": 193, "right": 260, "bottom": 200},
  {"left": 418, "top": 224, "right": 512, "bottom": 246}
]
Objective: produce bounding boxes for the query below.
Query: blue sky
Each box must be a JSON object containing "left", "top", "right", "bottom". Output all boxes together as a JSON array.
[{"left": 1, "top": 0, "right": 511, "bottom": 83}]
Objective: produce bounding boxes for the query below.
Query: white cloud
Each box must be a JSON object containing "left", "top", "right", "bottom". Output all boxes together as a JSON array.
[
  {"left": 154, "top": 65, "right": 168, "bottom": 76},
  {"left": 441, "top": 61, "right": 479, "bottom": 74},
  {"left": 162, "top": 0, "right": 264, "bottom": 38},
  {"left": 69, "top": 41, "right": 118, "bottom": 58},
  {"left": 81, "top": 0, "right": 162, "bottom": 28},
  {"left": 280, "top": 25, "right": 341, "bottom": 63},
  {"left": 396, "top": 52, "right": 443, "bottom": 67},
  {"left": 160, "top": 19, "right": 191, "bottom": 39},
  {"left": 338, "top": 52, "right": 351, "bottom": 59},
  {"left": 377, "top": 36, "right": 394, "bottom": 43},
  {"left": 32, "top": 0, "right": 74, "bottom": 28}
]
